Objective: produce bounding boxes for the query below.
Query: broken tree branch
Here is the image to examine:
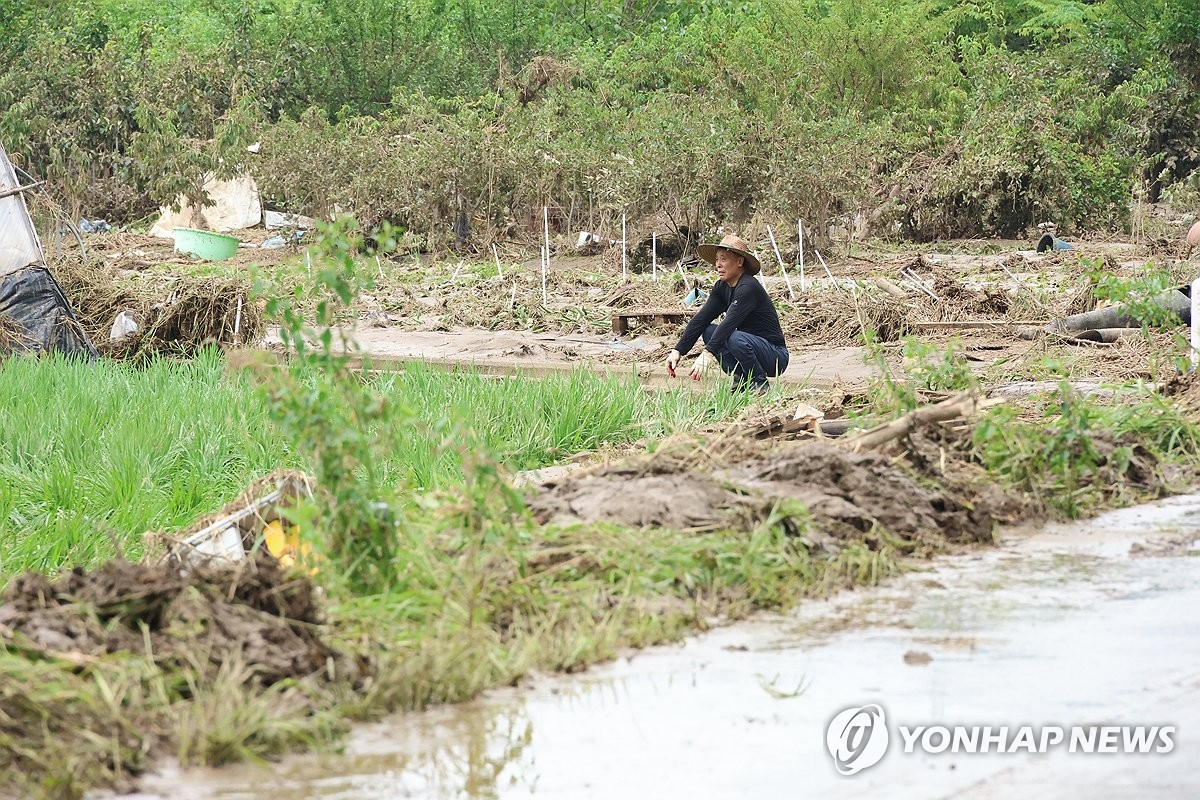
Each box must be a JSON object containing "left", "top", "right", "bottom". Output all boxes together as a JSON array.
[{"left": 843, "top": 391, "right": 1000, "bottom": 451}]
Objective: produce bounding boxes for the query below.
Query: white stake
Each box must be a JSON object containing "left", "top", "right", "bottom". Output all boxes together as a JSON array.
[
  {"left": 233, "top": 296, "right": 243, "bottom": 344},
  {"left": 903, "top": 268, "right": 938, "bottom": 298},
  {"left": 815, "top": 249, "right": 836, "bottom": 285},
  {"left": 902, "top": 269, "right": 939, "bottom": 300},
  {"left": 652, "top": 232, "right": 657, "bottom": 280},
  {"left": 1192, "top": 278, "right": 1200, "bottom": 369},
  {"left": 542, "top": 206, "right": 550, "bottom": 306},
  {"left": 798, "top": 219, "right": 806, "bottom": 292},
  {"left": 376, "top": 254, "right": 383, "bottom": 280},
  {"left": 621, "top": 213, "right": 627, "bottom": 281},
  {"left": 491, "top": 242, "right": 504, "bottom": 279},
  {"left": 451, "top": 261, "right": 464, "bottom": 281},
  {"left": 766, "top": 225, "right": 796, "bottom": 300},
  {"left": 305, "top": 247, "right": 311, "bottom": 275}
]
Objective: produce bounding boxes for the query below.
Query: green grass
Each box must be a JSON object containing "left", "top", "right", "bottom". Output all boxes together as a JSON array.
[{"left": 0, "top": 350, "right": 749, "bottom": 580}]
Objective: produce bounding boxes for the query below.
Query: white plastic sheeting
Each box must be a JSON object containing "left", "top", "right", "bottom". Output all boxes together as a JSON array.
[
  {"left": 149, "top": 172, "right": 262, "bottom": 237},
  {"left": 0, "top": 143, "right": 44, "bottom": 277}
]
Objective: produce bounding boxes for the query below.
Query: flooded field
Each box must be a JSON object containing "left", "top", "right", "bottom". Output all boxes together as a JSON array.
[{"left": 127, "top": 495, "right": 1200, "bottom": 799}]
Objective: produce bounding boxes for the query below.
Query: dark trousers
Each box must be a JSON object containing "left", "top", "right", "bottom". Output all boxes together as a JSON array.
[{"left": 702, "top": 324, "right": 789, "bottom": 388}]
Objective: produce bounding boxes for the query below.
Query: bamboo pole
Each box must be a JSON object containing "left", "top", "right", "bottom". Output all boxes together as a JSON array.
[
  {"left": 815, "top": 249, "right": 836, "bottom": 285},
  {"left": 652, "top": 232, "right": 657, "bottom": 280},
  {"left": 621, "top": 213, "right": 627, "bottom": 281}
]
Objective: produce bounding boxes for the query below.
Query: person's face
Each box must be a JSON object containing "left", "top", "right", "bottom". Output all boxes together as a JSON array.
[{"left": 715, "top": 248, "right": 745, "bottom": 285}]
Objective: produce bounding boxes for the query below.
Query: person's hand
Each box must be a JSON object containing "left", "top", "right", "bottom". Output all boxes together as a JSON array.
[
  {"left": 689, "top": 350, "right": 715, "bottom": 381},
  {"left": 666, "top": 349, "right": 681, "bottom": 377}
]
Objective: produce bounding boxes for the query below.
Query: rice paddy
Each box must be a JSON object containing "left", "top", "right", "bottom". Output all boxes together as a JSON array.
[{"left": 0, "top": 348, "right": 750, "bottom": 580}]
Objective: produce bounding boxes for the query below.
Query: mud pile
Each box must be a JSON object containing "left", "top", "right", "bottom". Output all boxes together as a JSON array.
[
  {"left": 531, "top": 422, "right": 1019, "bottom": 549},
  {"left": 0, "top": 554, "right": 332, "bottom": 684}
]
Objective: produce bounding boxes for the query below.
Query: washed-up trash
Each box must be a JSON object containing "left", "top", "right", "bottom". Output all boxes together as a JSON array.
[
  {"left": 150, "top": 171, "right": 262, "bottom": 237},
  {"left": 0, "top": 141, "right": 97, "bottom": 358},
  {"left": 261, "top": 230, "right": 306, "bottom": 249},
  {"left": 170, "top": 471, "right": 313, "bottom": 568},
  {"left": 264, "top": 210, "right": 316, "bottom": 230},
  {"left": 1036, "top": 233, "right": 1073, "bottom": 253},
  {"left": 78, "top": 218, "right": 111, "bottom": 234},
  {"left": 108, "top": 310, "right": 140, "bottom": 341}
]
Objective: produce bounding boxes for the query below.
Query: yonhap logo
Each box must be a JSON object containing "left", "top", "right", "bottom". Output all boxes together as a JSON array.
[
  {"left": 826, "top": 704, "right": 890, "bottom": 775},
  {"left": 824, "top": 702, "right": 1177, "bottom": 776}
]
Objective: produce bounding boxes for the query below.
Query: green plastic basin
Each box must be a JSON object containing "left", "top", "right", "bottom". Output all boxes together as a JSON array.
[{"left": 174, "top": 227, "right": 240, "bottom": 261}]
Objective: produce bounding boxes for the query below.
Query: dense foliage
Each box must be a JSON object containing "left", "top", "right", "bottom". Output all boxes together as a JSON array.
[{"left": 1, "top": 0, "right": 1197, "bottom": 243}]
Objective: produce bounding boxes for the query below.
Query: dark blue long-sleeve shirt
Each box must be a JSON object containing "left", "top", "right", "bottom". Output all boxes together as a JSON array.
[{"left": 672, "top": 275, "right": 786, "bottom": 356}]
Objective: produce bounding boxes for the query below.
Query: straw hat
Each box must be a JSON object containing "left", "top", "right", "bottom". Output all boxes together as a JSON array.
[{"left": 696, "top": 234, "right": 761, "bottom": 276}]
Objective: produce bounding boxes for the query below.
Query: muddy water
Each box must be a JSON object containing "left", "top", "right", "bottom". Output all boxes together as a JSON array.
[{"left": 130, "top": 496, "right": 1200, "bottom": 799}]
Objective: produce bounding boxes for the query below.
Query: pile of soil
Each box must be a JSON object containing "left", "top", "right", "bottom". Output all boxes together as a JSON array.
[
  {"left": 0, "top": 554, "right": 332, "bottom": 685},
  {"left": 530, "top": 421, "right": 1019, "bottom": 550}
]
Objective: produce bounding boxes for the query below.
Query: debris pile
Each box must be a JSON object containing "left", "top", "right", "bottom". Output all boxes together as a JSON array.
[{"left": 0, "top": 554, "right": 332, "bottom": 685}]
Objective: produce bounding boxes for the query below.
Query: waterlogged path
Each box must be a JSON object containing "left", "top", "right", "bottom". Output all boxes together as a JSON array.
[{"left": 131, "top": 495, "right": 1200, "bottom": 799}]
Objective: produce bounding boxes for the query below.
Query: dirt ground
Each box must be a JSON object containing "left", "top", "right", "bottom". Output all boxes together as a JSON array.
[
  {"left": 47, "top": 228, "right": 1199, "bottom": 390},
  {"left": 326, "top": 239, "right": 1199, "bottom": 391}
]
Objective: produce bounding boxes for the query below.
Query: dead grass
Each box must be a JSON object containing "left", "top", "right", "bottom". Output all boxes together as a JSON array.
[{"left": 51, "top": 257, "right": 264, "bottom": 358}]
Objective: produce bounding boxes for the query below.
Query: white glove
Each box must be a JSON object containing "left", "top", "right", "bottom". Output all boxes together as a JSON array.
[
  {"left": 666, "top": 349, "right": 681, "bottom": 376},
  {"left": 689, "top": 350, "right": 716, "bottom": 381}
]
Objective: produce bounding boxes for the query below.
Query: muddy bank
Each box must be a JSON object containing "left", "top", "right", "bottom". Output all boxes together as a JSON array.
[
  {"left": 139, "top": 493, "right": 1200, "bottom": 800},
  {"left": 0, "top": 553, "right": 333, "bottom": 684}
]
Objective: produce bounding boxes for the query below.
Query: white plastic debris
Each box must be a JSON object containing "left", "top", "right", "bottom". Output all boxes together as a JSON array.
[{"left": 108, "top": 310, "right": 140, "bottom": 341}]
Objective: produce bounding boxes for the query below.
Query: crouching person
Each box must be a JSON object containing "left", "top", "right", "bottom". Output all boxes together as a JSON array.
[{"left": 665, "top": 234, "right": 789, "bottom": 394}]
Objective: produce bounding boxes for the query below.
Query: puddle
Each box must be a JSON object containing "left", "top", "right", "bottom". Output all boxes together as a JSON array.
[{"left": 126, "top": 495, "right": 1200, "bottom": 799}]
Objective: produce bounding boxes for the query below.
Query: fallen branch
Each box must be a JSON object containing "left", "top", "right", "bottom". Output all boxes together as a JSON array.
[
  {"left": 843, "top": 391, "right": 999, "bottom": 451},
  {"left": 874, "top": 277, "right": 909, "bottom": 299}
]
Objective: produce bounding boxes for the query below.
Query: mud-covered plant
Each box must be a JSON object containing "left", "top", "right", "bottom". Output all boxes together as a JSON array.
[
  {"left": 902, "top": 336, "right": 977, "bottom": 393},
  {"left": 862, "top": 332, "right": 976, "bottom": 416},
  {"left": 259, "top": 216, "right": 401, "bottom": 594},
  {"left": 974, "top": 382, "right": 1107, "bottom": 518}
]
